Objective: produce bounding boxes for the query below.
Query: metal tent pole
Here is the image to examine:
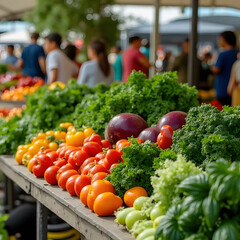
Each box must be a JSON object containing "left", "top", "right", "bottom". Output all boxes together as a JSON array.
[
  {"left": 149, "top": 0, "right": 160, "bottom": 78},
  {"left": 187, "top": 0, "right": 199, "bottom": 86}
]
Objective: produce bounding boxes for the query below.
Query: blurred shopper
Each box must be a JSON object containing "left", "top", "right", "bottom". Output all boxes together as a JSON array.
[
  {"left": 110, "top": 46, "right": 122, "bottom": 81},
  {"left": 63, "top": 44, "right": 81, "bottom": 78},
  {"left": 227, "top": 53, "right": 240, "bottom": 106},
  {"left": 162, "top": 51, "right": 172, "bottom": 72},
  {"left": 211, "top": 31, "right": 238, "bottom": 106},
  {"left": 122, "top": 36, "right": 151, "bottom": 82},
  {"left": 77, "top": 39, "right": 113, "bottom": 87},
  {"left": 171, "top": 38, "right": 201, "bottom": 84},
  {"left": 44, "top": 33, "right": 78, "bottom": 84},
  {"left": 198, "top": 52, "right": 213, "bottom": 90},
  {"left": 4, "top": 45, "right": 18, "bottom": 68},
  {"left": 18, "top": 32, "right": 46, "bottom": 79}
]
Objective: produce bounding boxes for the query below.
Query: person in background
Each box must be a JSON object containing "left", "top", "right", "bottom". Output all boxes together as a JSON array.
[
  {"left": 63, "top": 44, "right": 82, "bottom": 78},
  {"left": 227, "top": 52, "right": 240, "bottom": 106},
  {"left": 18, "top": 32, "right": 46, "bottom": 79},
  {"left": 162, "top": 51, "right": 172, "bottom": 72},
  {"left": 111, "top": 46, "right": 122, "bottom": 81},
  {"left": 4, "top": 45, "right": 18, "bottom": 68},
  {"left": 44, "top": 33, "right": 78, "bottom": 84},
  {"left": 77, "top": 39, "right": 113, "bottom": 87},
  {"left": 122, "top": 36, "right": 151, "bottom": 82},
  {"left": 211, "top": 31, "right": 239, "bottom": 106},
  {"left": 140, "top": 39, "right": 150, "bottom": 60}
]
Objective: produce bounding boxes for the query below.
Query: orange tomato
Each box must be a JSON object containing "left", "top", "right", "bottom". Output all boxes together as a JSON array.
[
  {"left": 80, "top": 185, "right": 91, "bottom": 206},
  {"left": 66, "top": 132, "right": 85, "bottom": 147},
  {"left": 83, "top": 128, "right": 96, "bottom": 138},
  {"left": 67, "top": 126, "right": 76, "bottom": 134},
  {"left": 124, "top": 187, "right": 148, "bottom": 207},
  {"left": 33, "top": 139, "right": 49, "bottom": 149},
  {"left": 87, "top": 180, "right": 115, "bottom": 211},
  {"left": 91, "top": 172, "right": 108, "bottom": 184},
  {"left": 60, "top": 122, "right": 73, "bottom": 129},
  {"left": 54, "top": 131, "right": 67, "bottom": 140},
  {"left": 116, "top": 139, "right": 130, "bottom": 151},
  {"left": 46, "top": 131, "right": 54, "bottom": 136},
  {"left": 49, "top": 142, "right": 58, "bottom": 151},
  {"left": 36, "top": 132, "right": 47, "bottom": 140},
  {"left": 15, "top": 149, "right": 28, "bottom": 165},
  {"left": 93, "top": 192, "right": 123, "bottom": 216},
  {"left": 22, "top": 153, "right": 33, "bottom": 166},
  {"left": 28, "top": 145, "right": 40, "bottom": 156}
]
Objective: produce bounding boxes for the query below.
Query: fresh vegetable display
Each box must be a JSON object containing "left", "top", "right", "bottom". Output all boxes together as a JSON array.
[{"left": 0, "top": 108, "right": 22, "bottom": 120}]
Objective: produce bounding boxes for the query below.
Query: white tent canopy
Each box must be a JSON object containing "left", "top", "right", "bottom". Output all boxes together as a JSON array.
[
  {"left": 0, "top": 29, "right": 31, "bottom": 44},
  {"left": 0, "top": 0, "right": 36, "bottom": 20}
]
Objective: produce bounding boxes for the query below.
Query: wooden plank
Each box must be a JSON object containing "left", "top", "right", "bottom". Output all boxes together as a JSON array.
[
  {"left": 0, "top": 100, "right": 26, "bottom": 109},
  {"left": 0, "top": 155, "right": 133, "bottom": 240}
]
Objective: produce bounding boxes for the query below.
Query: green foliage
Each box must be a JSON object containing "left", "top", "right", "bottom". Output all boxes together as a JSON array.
[
  {"left": 0, "top": 214, "right": 9, "bottom": 240},
  {"left": 0, "top": 80, "right": 109, "bottom": 154},
  {"left": 155, "top": 159, "right": 240, "bottom": 240},
  {"left": 25, "top": 0, "right": 122, "bottom": 46},
  {"left": 172, "top": 104, "right": 240, "bottom": 167},
  {"left": 74, "top": 71, "right": 198, "bottom": 137},
  {"left": 106, "top": 139, "right": 161, "bottom": 198}
]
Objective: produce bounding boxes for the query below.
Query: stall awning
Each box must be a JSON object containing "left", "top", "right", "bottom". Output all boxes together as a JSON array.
[
  {"left": 115, "top": 0, "right": 240, "bottom": 9},
  {"left": 0, "top": 0, "right": 36, "bottom": 20}
]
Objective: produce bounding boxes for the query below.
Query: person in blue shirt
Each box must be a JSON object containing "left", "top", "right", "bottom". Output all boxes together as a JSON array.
[
  {"left": 4, "top": 45, "right": 18, "bottom": 68},
  {"left": 211, "top": 31, "right": 239, "bottom": 106},
  {"left": 112, "top": 46, "right": 123, "bottom": 81},
  {"left": 18, "top": 32, "right": 46, "bottom": 79}
]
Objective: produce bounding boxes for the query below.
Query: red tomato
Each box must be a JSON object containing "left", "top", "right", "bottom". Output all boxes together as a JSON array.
[
  {"left": 88, "top": 134, "right": 102, "bottom": 145},
  {"left": 105, "top": 149, "right": 122, "bottom": 165},
  {"left": 83, "top": 142, "right": 102, "bottom": 157},
  {"left": 116, "top": 140, "right": 131, "bottom": 151},
  {"left": 81, "top": 162, "right": 95, "bottom": 175},
  {"left": 83, "top": 136, "right": 90, "bottom": 145},
  {"left": 68, "top": 150, "right": 89, "bottom": 168},
  {"left": 44, "top": 166, "right": 60, "bottom": 185},
  {"left": 110, "top": 162, "right": 120, "bottom": 171},
  {"left": 56, "top": 163, "right": 75, "bottom": 181},
  {"left": 89, "top": 164, "right": 107, "bottom": 177},
  {"left": 95, "top": 152, "right": 105, "bottom": 160},
  {"left": 53, "top": 158, "right": 67, "bottom": 168},
  {"left": 56, "top": 147, "right": 63, "bottom": 156},
  {"left": 74, "top": 175, "right": 91, "bottom": 197},
  {"left": 91, "top": 172, "right": 108, "bottom": 184},
  {"left": 98, "top": 159, "right": 105, "bottom": 165},
  {"left": 58, "top": 147, "right": 70, "bottom": 158},
  {"left": 157, "top": 125, "right": 173, "bottom": 150},
  {"left": 101, "top": 140, "right": 112, "bottom": 149},
  {"left": 102, "top": 158, "right": 111, "bottom": 170},
  {"left": 64, "top": 147, "right": 79, "bottom": 161},
  {"left": 46, "top": 151, "right": 58, "bottom": 162},
  {"left": 80, "top": 157, "right": 100, "bottom": 173},
  {"left": 116, "top": 139, "right": 128, "bottom": 151},
  {"left": 66, "top": 175, "right": 80, "bottom": 196},
  {"left": 58, "top": 170, "right": 79, "bottom": 190},
  {"left": 137, "top": 138, "right": 144, "bottom": 144},
  {"left": 32, "top": 154, "right": 53, "bottom": 178}
]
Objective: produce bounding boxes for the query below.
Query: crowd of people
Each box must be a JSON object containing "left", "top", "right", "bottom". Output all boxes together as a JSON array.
[{"left": 1, "top": 30, "right": 240, "bottom": 106}]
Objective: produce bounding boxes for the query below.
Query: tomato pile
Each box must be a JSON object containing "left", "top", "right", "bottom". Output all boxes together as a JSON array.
[{"left": 0, "top": 107, "right": 22, "bottom": 120}]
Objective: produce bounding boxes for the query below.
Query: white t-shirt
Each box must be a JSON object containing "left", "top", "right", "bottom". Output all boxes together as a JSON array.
[
  {"left": 46, "top": 49, "right": 78, "bottom": 83},
  {"left": 77, "top": 60, "right": 113, "bottom": 87}
]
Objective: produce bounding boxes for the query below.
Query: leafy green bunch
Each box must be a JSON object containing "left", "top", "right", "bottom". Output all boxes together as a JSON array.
[
  {"left": 106, "top": 139, "right": 161, "bottom": 198},
  {"left": 0, "top": 80, "right": 109, "bottom": 154},
  {"left": 155, "top": 159, "right": 240, "bottom": 240},
  {"left": 74, "top": 71, "right": 198, "bottom": 137},
  {"left": 172, "top": 104, "right": 240, "bottom": 167}
]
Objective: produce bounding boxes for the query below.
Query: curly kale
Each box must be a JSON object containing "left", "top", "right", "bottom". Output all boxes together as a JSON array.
[{"left": 172, "top": 104, "right": 240, "bottom": 167}]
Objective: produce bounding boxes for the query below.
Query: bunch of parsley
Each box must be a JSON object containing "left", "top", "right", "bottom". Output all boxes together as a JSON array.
[
  {"left": 106, "top": 139, "right": 161, "bottom": 198},
  {"left": 172, "top": 104, "right": 240, "bottom": 167}
]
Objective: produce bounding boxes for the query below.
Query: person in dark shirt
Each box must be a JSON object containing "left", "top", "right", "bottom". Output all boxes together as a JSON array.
[
  {"left": 211, "top": 31, "right": 239, "bottom": 106},
  {"left": 18, "top": 32, "right": 46, "bottom": 79}
]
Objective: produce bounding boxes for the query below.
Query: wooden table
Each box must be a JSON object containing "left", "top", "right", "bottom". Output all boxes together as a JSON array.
[
  {"left": 0, "top": 155, "right": 133, "bottom": 240},
  {"left": 0, "top": 100, "right": 26, "bottom": 109}
]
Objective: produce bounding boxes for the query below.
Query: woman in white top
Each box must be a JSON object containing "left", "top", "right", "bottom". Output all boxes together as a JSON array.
[{"left": 77, "top": 40, "right": 113, "bottom": 87}]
